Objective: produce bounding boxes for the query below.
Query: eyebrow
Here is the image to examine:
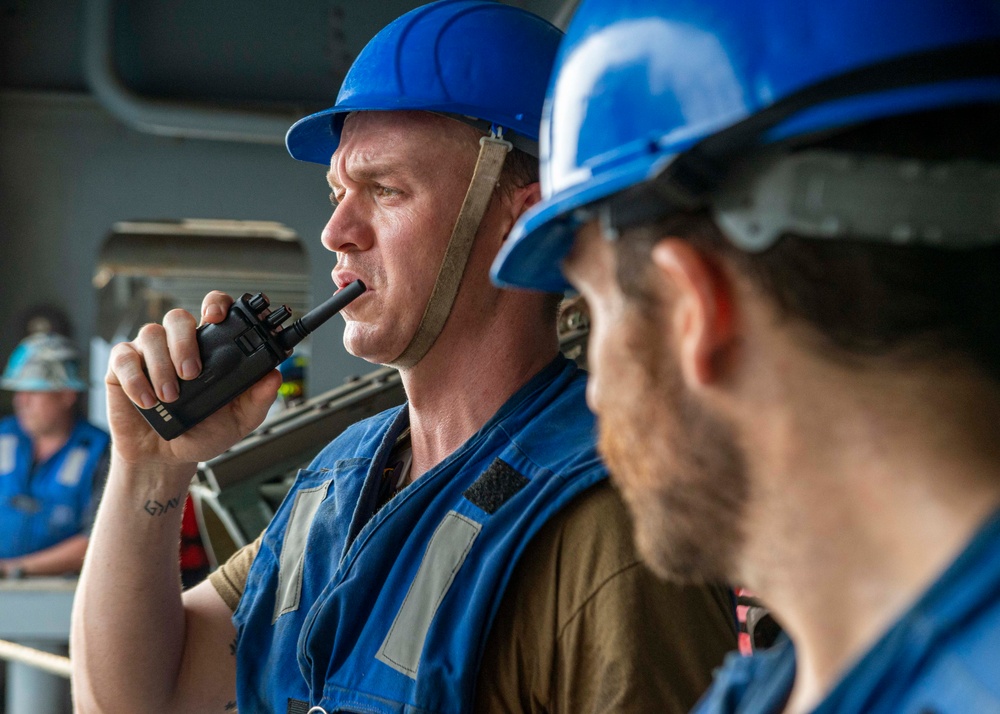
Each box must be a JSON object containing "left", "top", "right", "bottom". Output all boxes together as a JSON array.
[{"left": 327, "top": 155, "right": 406, "bottom": 189}]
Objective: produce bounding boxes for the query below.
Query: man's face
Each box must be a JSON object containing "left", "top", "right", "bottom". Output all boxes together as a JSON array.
[
  {"left": 563, "top": 222, "right": 748, "bottom": 583},
  {"left": 322, "top": 111, "right": 482, "bottom": 365},
  {"left": 13, "top": 390, "right": 77, "bottom": 440}
]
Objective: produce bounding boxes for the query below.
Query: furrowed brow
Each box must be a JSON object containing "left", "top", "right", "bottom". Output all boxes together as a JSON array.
[
  {"left": 351, "top": 162, "right": 399, "bottom": 184},
  {"left": 329, "top": 150, "right": 412, "bottom": 189},
  {"left": 327, "top": 164, "right": 397, "bottom": 189}
]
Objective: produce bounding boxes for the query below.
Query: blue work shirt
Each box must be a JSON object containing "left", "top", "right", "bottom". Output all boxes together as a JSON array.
[
  {"left": 696, "top": 508, "right": 1000, "bottom": 713},
  {"left": 0, "top": 416, "right": 109, "bottom": 558}
]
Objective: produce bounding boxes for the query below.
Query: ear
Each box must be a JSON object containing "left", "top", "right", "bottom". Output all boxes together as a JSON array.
[
  {"left": 650, "top": 239, "right": 736, "bottom": 386},
  {"left": 498, "top": 181, "right": 541, "bottom": 242}
]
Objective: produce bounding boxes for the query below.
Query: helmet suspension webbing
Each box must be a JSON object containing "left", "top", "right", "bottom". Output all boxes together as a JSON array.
[{"left": 392, "top": 129, "right": 513, "bottom": 368}]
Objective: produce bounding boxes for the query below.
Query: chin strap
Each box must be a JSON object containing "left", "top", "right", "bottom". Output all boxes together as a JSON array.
[{"left": 392, "top": 129, "right": 512, "bottom": 368}]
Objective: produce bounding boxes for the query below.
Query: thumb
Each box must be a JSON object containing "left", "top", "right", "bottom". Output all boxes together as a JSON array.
[
  {"left": 244, "top": 369, "right": 281, "bottom": 412},
  {"left": 229, "top": 370, "right": 282, "bottom": 432},
  {"left": 248, "top": 369, "right": 283, "bottom": 405}
]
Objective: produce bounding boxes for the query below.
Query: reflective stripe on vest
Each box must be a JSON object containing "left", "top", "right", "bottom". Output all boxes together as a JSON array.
[
  {"left": 377, "top": 510, "right": 482, "bottom": 677},
  {"left": 274, "top": 480, "right": 332, "bottom": 623},
  {"left": 0, "top": 434, "right": 15, "bottom": 475},
  {"left": 56, "top": 447, "right": 89, "bottom": 487}
]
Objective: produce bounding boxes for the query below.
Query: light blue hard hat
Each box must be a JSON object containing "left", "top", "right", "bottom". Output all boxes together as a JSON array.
[
  {"left": 1, "top": 333, "right": 87, "bottom": 392},
  {"left": 285, "top": 0, "right": 563, "bottom": 164},
  {"left": 491, "top": 0, "right": 1000, "bottom": 292}
]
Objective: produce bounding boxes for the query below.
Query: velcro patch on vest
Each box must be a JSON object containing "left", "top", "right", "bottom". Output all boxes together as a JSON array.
[
  {"left": 286, "top": 698, "right": 309, "bottom": 714},
  {"left": 463, "top": 458, "right": 529, "bottom": 514}
]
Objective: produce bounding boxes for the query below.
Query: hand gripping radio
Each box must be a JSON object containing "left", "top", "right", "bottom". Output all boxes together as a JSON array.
[{"left": 137, "top": 279, "right": 366, "bottom": 440}]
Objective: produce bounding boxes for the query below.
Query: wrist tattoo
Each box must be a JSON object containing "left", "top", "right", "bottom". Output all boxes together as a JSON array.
[
  {"left": 142, "top": 493, "right": 184, "bottom": 517},
  {"left": 224, "top": 701, "right": 237, "bottom": 711},
  {"left": 229, "top": 637, "right": 237, "bottom": 656}
]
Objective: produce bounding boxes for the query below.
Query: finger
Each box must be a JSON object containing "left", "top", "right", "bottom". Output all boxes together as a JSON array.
[
  {"left": 162, "top": 308, "right": 201, "bottom": 381},
  {"left": 200, "top": 291, "right": 234, "bottom": 326},
  {"left": 133, "top": 322, "right": 181, "bottom": 404},
  {"left": 106, "top": 341, "right": 158, "bottom": 410}
]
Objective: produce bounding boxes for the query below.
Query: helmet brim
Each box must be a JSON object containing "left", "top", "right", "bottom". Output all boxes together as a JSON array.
[
  {"left": 285, "top": 107, "right": 343, "bottom": 166},
  {"left": 1, "top": 377, "right": 87, "bottom": 392},
  {"left": 492, "top": 152, "right": 669, "bottom": 293}
]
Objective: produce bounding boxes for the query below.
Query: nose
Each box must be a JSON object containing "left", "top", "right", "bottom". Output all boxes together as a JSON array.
[{"left": 321, "top": 194, "right": 374, "bottom": 255}]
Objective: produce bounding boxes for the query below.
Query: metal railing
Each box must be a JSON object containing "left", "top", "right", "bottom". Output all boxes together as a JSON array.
[{"left": 0, "top": 639, "right": 71, "bottom": 678}]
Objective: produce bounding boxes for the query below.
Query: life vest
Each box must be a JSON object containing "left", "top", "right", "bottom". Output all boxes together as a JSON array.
[
  {"left": 234, "top": 356, "right": 606, "bottom": 714},
  {"left": 0, "top": 416, "right": 109, "bottom": 558}
]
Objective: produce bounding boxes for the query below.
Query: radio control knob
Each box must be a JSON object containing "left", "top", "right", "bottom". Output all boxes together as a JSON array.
[
  {"left": 248, "top": 293, "right": 269, "bottom": 313},
  {"left": 265, "top": 305, "right": 292, "bottom": 329}
]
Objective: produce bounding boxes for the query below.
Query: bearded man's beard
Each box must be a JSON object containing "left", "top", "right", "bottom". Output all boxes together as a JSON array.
[{"left": 596, "top": 314, "right": 749, "bottom": 584}]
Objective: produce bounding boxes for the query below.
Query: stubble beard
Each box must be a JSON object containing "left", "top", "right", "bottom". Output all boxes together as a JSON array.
[{"left": 596, "top": 313, "right": 749, "bottom": 585}]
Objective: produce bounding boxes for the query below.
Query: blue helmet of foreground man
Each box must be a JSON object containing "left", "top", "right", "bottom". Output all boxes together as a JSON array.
[
  {"left": 286, "top": 0, "right": 561, "bottom": 164},
  {"left": 1, "top": 333, "right": 87, "bottom": 392},
  {"left": 491, "top": 0, "right": 1000, "bottom": 292}
]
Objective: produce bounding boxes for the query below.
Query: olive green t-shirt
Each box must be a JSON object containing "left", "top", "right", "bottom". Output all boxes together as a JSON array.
[{"left": 210, "top": 482, "right": 737, "bottom": 713}]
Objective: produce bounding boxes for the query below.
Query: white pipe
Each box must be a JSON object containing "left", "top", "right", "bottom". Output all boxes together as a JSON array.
[
  {"left": 82, "top": 0, "right": 302, "bottom": 144},
  {"left": 0, "top": 639, "right": 72, "bottom": 679}
]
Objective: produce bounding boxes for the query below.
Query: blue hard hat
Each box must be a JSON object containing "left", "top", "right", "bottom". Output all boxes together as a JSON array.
[
  {"left": 1, "top": 333, "right": 87, "bottom": 392},
  {"left": 492, "top": 0, "right": 1000, "bottom": 292},
  {"left": 286, "top": 0, "right": 563, "bottom": 165}
]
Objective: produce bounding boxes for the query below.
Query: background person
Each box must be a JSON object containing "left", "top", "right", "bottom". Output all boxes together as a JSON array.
[
  {"left": 70, "top": 2, "right": 737, "bottom": 712},
  {"left": 492, "top": 0, "right": 1000, "bottom": 712},
  {"left": 0, "top": 333, "right": 109, "bottom": 578}
]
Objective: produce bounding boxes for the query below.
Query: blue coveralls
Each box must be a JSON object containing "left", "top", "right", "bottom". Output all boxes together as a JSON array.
[
  {"left": 234, "top": 356, "right": 607, "bottom": 714},
  {"left": 0, "top": 416, "right": 109, "bottom": 558},
  {"left": 695, "top": 508, "right": 1000, "bottom": 714}
]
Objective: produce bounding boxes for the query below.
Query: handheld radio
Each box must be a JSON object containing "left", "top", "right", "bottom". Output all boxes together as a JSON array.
[{"left": 137, "top": 279, "right": 366, "bottom": 440}]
